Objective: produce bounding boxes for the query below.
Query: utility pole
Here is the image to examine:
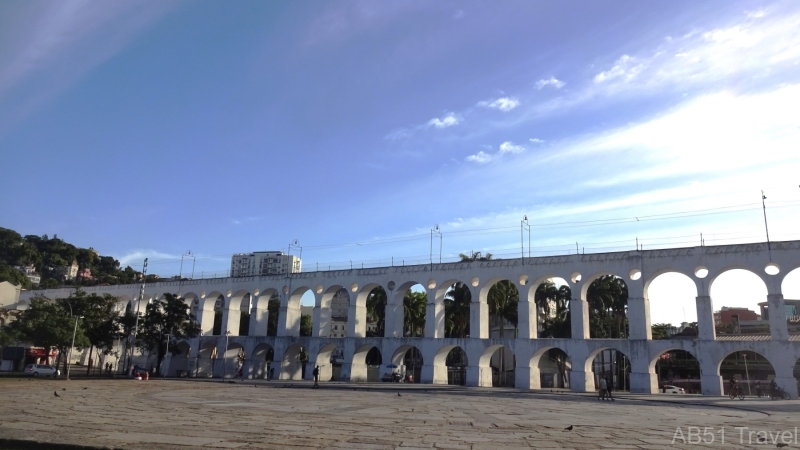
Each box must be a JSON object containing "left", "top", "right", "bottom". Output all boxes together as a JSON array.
[
  {"left": 761, "top": 191, "right": 772, "bottom": 260},
  {"left": 128, "top": 258, "right": 147, "bottom": 374},
  {"left": 520, "top": 216, "right": 530, "bottom": 264},
  {"left": 430, "top": 225, "right": 442, "bottom": 267}
]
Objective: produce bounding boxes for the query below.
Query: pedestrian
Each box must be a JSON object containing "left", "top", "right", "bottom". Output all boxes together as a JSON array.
[
  {"left": 598, "top": 377, "right": 607, "bottom": 400},
  {"left": 605, "top": 376, "right": 615, "bottom": 401},
  {"left": 755, "top": 381, "right": 762, "bottom": 397},
  {"left": 313, "top": 365, "right": 320, "bottom": 387},
  {"left": 269, "top": 367, "right": 274, "bottom": 380}
]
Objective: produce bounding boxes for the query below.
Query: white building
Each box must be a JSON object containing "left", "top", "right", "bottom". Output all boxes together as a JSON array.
[{"left": 230, "top": 251, "right": 301, "bottom": 277}]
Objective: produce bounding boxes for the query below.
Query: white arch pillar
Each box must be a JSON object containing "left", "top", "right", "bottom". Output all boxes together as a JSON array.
[
  {"left": 385, "top": 300, "right": 403, "bottom": 338},
  {"left": 517, "top": 284, "right": 537, "bottom": 339},
  {"left": 767, "top": 293, "right": 789, "bottom": 341},
  {"left": 695, "top": 296, "right": 716, "bottom": 341},
  {"left": 774, "top": 357, "right": 799, "bottom": 399},
  {"left": 249, "top": 294, "right": 269, "bottom": 336},
  {"left": 627, "top": 297, "right": 651, "bottom": 340},
  {"left": 278, "top": 297, "right": 301, "bottom": 337},
  {"left": 347, "top": 303, "right": 367, "bottom": 338},
  {"left": 312, "top": 291, "right": 330, "bottom": 337},
  {"left": 570, "top": 297, "right": 589, "bottom": 340},
  {"left": 424, "top": 288, "right": 444, "bottom": 338}
]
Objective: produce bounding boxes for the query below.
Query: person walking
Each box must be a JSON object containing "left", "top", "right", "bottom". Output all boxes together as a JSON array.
[
  {"left": 605, "top": 376, "right": 615, "bottom": 401},
  {"left": 313, "top": 365, "right": 320, "bottom": 388},
  {"left": 598, "top": 377, "right": 607, "bottom": 400}
]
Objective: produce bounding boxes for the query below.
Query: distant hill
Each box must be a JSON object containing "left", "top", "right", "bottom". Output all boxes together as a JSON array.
[{"left": 0, "top": 227, "right": 142, "bottom": 289}]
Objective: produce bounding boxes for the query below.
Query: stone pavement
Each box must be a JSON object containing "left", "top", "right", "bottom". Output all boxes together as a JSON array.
[{"left": 0, "top": 378, "right": 798, "bottom": 449}]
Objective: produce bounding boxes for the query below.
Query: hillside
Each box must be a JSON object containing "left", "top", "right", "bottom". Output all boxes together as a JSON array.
[{"left": 0, "top": 227, "right": 142, "bottom": 289}]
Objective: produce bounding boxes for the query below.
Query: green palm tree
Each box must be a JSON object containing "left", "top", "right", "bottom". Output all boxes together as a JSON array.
[
  {"left": 459, "top": 251, "right": 493, "bottom": 262},
  {"left": 534, "top": 281, "right": 571, "bottom": 338},
  {"left": 444, "top": 282, "right": 471, "bottom": 338},
  {"left": 365, "top": 287, "right": 387, "bottom": 337},
  {"left": 403, "top": 291, "right": 427, "bottom": 337},
  {"left": 586, "top": 275, "right": 628, "bottom": 338},
  {"left": 487, "top": 280, "right": 518, "bottom": 386}
]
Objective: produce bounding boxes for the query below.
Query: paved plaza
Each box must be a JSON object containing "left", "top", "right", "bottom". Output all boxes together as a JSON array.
[{"left": 0, "top": 378, "right": 798, "bottom": 449}]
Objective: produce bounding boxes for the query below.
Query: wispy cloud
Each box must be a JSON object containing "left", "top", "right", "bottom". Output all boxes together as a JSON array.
[
  {"left": 465, "top": 151, "right": 494, "bottom": 163},
  {"left": 466, "top": 141, "right": 525, "bottom": 163},
  {"left": 498, "top": 141, "right": 524, "bottom": 154},
  {"left": 529, "top": 138, "right": 545, "bottom": 144},
  {"left": 593, "top": 55, "right": 643, "bottom": 83},
  {"left": 477, "top": 97, "right": 520, "bottom": 111},
  {"left": 427, "top": 112, "right": 460, "bottom": 128},
  {"left": 116, "top": 249, "right": 178, "bottom": 268},
  {"left": 535, "top": 77, "right": 565, "bottom": 90}
]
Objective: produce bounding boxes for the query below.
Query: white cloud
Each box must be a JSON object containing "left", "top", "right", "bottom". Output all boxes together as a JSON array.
[
  {"left": 535, "top": 77, "right": 565, "bottom": 90},
  {"left": 465, "top": 151, "right": 494, "bottom": 163},
  {"left": 498, "top": 141, "right": 524, "bottom": 154},
  {"left": 427, "top": 113, "right": 460, "bottom": 128},
  {"left": 116, "top": 249, "right": 178, "bottom": 268},
  {"left": 477, "top": 97, "right": 520, "bottom": 111},
  {"left": 529, "top": 138, "right": 545, "bottom": 144},
  {"left": 385, "top": 127, "right": 412, "bottom": 140},
  {"left": 466, "top": 141, "right": 525, "bottom": 163},
  {"left": 593, "top": 55, "right": 643, "bottom": 83},
  {"left": 746, "top": 10, "right": 766, "bottom": 19}
]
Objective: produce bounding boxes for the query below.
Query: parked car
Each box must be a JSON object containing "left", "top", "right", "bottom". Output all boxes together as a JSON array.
[
  {"left": 24, "top": 364, "right": 60, "bottom": 377},
  {"left": 662, "top": 385, "right": 685, "bottom": 394}
]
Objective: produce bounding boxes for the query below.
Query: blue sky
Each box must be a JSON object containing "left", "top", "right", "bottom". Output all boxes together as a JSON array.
[{"left": 2, "top": 1, "right": 800, "bottom": 324}]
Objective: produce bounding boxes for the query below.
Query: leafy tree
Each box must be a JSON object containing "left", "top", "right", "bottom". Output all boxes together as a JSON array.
[
  {"left": 116, "top": 308, "right": 138, "bottom": 370},
  {"left": 366, "top": 287, "right": 386, "bottom": 337},
  {"left": 267, "top": 297, "right": 280, "bottom": 336},
  {"left": 300, "top": 314, "right": 312, "bottom": 336},
  {"left": 487, "top": 280, "right": 518, "bottom": 336},
  {"left": 0, "top": 264, "right": 31, "bottom": 289},
  {"left": 56, "top": 289, "right": 121, "bottom": 374},
  {"left": 0, "top": 309, "right": 20, "bottom": 352},
  {"left": 444, "top": 282, "right": 471, "bottom": 338},
  {"left": 586, "top": 275, "right": 629, "bottom": 338},
  {"left": 138, "top": 293, "right": 201, "bottom": 375},
  {"left": 403, "top": 291, "right": 427, "bottom": 337},
  {"left": 487, "top": 280, "right": 518, "bottom": 387},
  {"left": 9, "top": 296, "right": 90, "bottom": 373},
  {"left": 651, "top": 323, "right": 674, "bottom": 340},
  {"left": 535, "top": 281, "right": 571, "bottom": 338},
  {"left": 459, "top": 251, "right": 493, "bottom": 262}
]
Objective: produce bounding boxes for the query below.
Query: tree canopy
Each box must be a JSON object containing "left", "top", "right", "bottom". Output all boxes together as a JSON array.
[
  {"left": 9, "top": 296, "right": 90, "bottom": 369},
  {"left": 138, "top": 293, "right": 201, "bottom": 375},
  {"left": 403, "top": 290, "right": 427, "bottom": 337},
  {"left": 366, "top": 287, "right": 387, "bottom": 337}
]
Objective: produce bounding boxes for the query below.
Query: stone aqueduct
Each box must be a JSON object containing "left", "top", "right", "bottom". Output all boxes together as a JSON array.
[{"left": 19, "top": 240, "right": 800, "bottom": 398}]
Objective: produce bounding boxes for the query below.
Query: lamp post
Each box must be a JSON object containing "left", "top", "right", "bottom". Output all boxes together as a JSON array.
[
  {"left": 66, "top": 314, "right": 84, "bottom": 380},
  {"left": 163, "top": 333, "right": 172, "bottom": 378},
  {"left": 222, "top": 330, "right": 231, "bottom": 381},
  {"left": 128, "top": 258, "right": 148, "bottom": 373},
  {"left": 743, "top": 353, "right": 752, "bottom": 396},
  {"left": 430, "top": 225, "right": 442, "bottom": 266},
  {"left": 520, "top": 215, "right": 530, "bottom": 265}
]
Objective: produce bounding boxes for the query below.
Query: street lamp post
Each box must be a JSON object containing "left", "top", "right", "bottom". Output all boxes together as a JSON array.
[
  {"left": 128, "top": 259, "right": 148, "bottom": 373},
  {"left": 520, "top": 215, "right": 530, "bottom": 265},
  {"left": 743, "top": 353, "right": 752, "bottom": 396},
  {"left": 222, "top": 330, "right": 231, "bottom": 381},
  {"left": 66, "top": 314, "right": 83, "bottom": 380},
  {"left": 163, "top": 333, "right": 172, "bottom": 378}
]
